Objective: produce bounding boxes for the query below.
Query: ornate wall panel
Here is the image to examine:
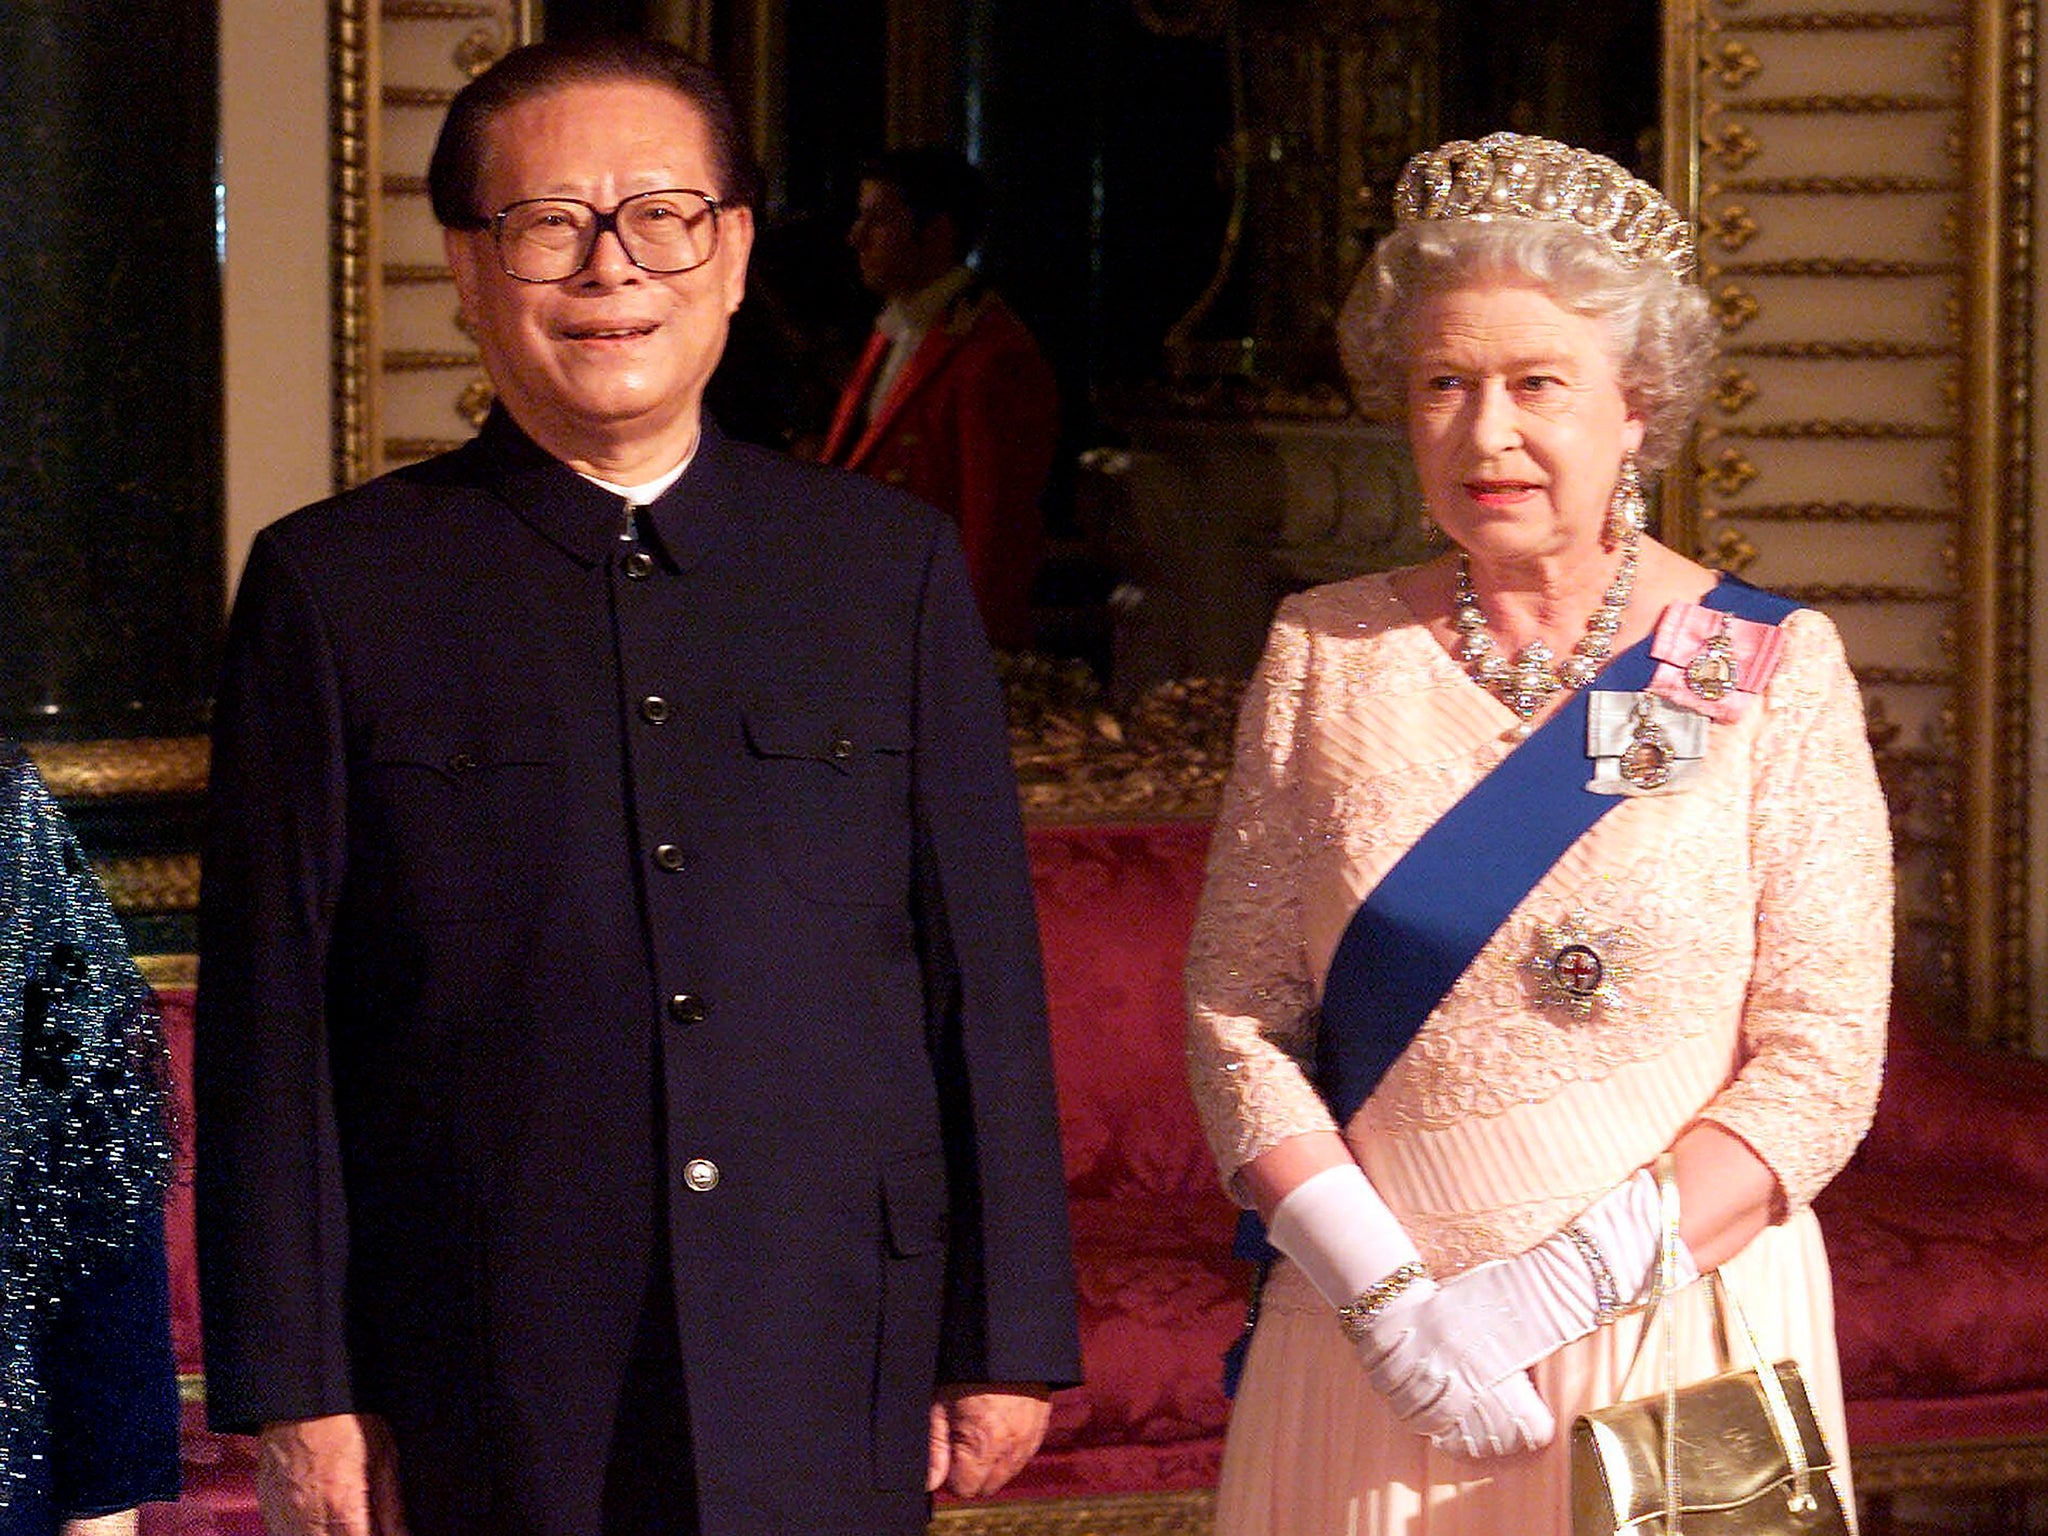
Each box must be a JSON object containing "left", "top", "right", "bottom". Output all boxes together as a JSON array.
[
  {"left": 1664, "top": 0, "right": 2032, "bottom": 1043},
  {"left": 334, "top": 0, "right": 538, "bottom": 489}
]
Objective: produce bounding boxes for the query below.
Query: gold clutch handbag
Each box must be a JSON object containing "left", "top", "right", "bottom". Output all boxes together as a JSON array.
[{"left": 1569, "top": 1157, "right": 1853, "bottom": 1536}]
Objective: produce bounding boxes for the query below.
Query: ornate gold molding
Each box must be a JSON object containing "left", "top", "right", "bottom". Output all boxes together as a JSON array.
[
  {"left": 1723, "top": 9, "right": 1964, "bottom": 26},
  {"left": 1716, "top": 175, "right": 1959, "bottom": 193},
  {"left": 1669, "top": 0, "right": 2031, "bottom": 1040},
  {"left": 1850, "top": 1435, "right": 2048, "bottom": 1494},
  {"left": 1727, "top": 341, "right": 1956, "bottom": 358},
  {"left": 1703, "top": 502, "right": 1955, "bottom": 521},
  {"left": 1771, "top": 582, "right": 1957, "bottom": 603},
  {"left": 333, "top": 0, "right": 533, "bottom": 491},
  {"left": 1710, "top": 258, "right": 1961, "bottom": 277},
  {"left": 94, "top": 855, "right": 202, "bottom": 915},
  {"left": 1729, "top": 92, "right": 1960, "bottom": 111},
  {"left": 383, "top": 0, "right": 497, "bottom": 16},
  {"left": 928, "top": 1490, "right": 1215, "bottom": 1536},
  {"left": 1705, "top": 421, "right": 1955, "bottom": 438},
  {"left": 1005, "top": 660, "right": 1240, "bottom": 824},
  {"left": 23, "top": 737, "right": 210, "bottom": 799},
  {"left": 1857, "top": 664, "right": 1960, "bottom": 686},
  {"left": 137, "top": 954, "right": 198, "bottom": 991},
  {"left": 385, "top": 349, "right": 481, "bottom": 371},
  {"left": 332, "top": 0, "right": 376, "bottom": 490}
]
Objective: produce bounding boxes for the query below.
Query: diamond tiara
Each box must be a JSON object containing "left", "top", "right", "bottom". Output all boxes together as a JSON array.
[{"left": 1393, "top": 132, "right": 1696, "bottom": 280}]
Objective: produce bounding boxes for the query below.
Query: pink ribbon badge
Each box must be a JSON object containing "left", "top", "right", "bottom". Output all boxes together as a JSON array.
[{"left": 1646, "top": 603, "right": 1788, "bottom": 722}]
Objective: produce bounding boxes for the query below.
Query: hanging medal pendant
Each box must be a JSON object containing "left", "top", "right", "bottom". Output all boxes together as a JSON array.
[
  {"left": 1618, "top": 697, "right": 1674, "bottom": 790},
  {"left": 1684, "top": 618, "right": 1741, "bottom": 702}
]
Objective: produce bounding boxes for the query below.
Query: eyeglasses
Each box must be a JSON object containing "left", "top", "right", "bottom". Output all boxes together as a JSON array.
[{"left": 486, "top": 189, "right": 726, "bottom": 283}]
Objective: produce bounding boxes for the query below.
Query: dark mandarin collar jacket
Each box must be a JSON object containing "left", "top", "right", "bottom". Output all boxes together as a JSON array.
[{"left": 196, "top": 411, "right": 1080, "bottom": 1536}]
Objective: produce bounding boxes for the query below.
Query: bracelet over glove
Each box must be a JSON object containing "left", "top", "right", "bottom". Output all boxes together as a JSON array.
[
  {"left": 1379, "top": 1165, "right": 1701, "bottom": 1442},
  {"left": 1265, "top": 1163, "right": 1555, "bottom": 1457}
]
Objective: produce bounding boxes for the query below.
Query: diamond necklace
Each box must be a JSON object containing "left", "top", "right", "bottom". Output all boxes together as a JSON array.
[{"left": 1453, "top": 523, "right": 1640, "bottom": 726}]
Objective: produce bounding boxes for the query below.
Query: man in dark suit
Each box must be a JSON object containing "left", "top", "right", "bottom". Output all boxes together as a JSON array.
[
  {"left": 818, "top": 149, "right": 1059, "bottom": 652},
  {"left": 195, "top": 35, "right": 1079, "bottom": 1536}
]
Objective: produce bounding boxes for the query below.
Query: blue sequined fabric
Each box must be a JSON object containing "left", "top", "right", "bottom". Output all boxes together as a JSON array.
[{"left": 0, "top": 744, "right": 174, "bottom": 1508}]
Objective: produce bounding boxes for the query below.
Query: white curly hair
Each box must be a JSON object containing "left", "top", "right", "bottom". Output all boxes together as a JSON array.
[{"left": 1338, "top": 217, "right": 1718, "bottom": 470}]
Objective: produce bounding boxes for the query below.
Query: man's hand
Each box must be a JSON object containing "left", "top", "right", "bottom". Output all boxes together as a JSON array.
[
  {"left": 256, "top": 1412, "right": 410, "bottom": 1536},
  {"left": 926, "top": 1383, "right": 1052, "bottom": 1498}
]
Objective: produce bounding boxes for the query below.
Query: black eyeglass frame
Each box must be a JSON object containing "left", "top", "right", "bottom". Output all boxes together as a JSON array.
[{"left": 483, "top": 188, "right": 727, "bottom": 284}]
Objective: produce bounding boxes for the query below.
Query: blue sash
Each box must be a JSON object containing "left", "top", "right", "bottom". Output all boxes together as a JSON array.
[{"left": 1221, "top": 577, "right": 1799, "bottom": 1394}]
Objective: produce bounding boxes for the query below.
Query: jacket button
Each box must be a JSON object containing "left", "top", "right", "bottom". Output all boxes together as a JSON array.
[
  {"left": 683, "top": 1158, "right": 720, "bottom": 1192},
  {"left": 640, "top": 695, "right": 669, "bottom": 725},
  {"left": 446, "top": 751, "right": 479, "bottom": 774},
  {"left": 623, "top": 549, "right": 654, "bottom": 580},
  {"left": 829, "top": 735, "right": 854, "bottom": 761},
  {"left": 653, "top": 843, "right": 688, "bottom": 872},
  {"left": 667, "top": 992, "right": 707, "bottom": 1025}
]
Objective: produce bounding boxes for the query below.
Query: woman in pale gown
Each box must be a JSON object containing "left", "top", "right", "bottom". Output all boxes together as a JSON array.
[{"left": 1185, "top": 133, "right": 1891, "bottom": 1535}]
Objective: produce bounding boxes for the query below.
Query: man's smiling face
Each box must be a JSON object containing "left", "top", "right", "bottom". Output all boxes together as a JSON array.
[{"left": 444, "top": 77, "right": 753, "bottom": 476}]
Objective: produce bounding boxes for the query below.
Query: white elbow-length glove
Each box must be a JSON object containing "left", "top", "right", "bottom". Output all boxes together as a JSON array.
[
  {"left": 1265, "top": 1164, "right": 1554, "bottom": 1457},
  {"left": 1384, "top": 1167, "right": 1701, "bottom": 1447}
]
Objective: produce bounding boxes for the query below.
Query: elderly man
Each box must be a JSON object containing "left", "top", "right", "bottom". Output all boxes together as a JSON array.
[
  {"left": 195, "top": 35, "right": 1079, "bottom": 1536},
  {"left": 819, "top": 149, "right": 1059, "bottom": 652}
]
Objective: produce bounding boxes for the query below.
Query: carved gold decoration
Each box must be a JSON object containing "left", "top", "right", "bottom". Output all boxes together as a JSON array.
[
  {"left": 454, "top": 24, "right": 508, "bottom": 79},
  {"left": 1130, "top": 0, "right": 1232, "bottom": 38},
  {"left": 1708, "top": 283, "right": 1760, "bottom": 331},
  {"left": 1698, "top": 446, "right": 1760, "bottom": 494},
  {"left": 1714, "top": 257, "right": 1959, "bottom": 277},
  {"left": 333, "top": 0, "right": 375, "bottom": 489},
  {"left": 1732, "top": 92, "right": 1957, "bottom": 112},
  {"left": 1707, "top": 527, "right": 1759, "bottom": 573},
  {"left": 1773, "top": 582, "right": 1954, "bottom": 603},
  {"left": 1857, "top": 664, "right": 1959, "bottom": 685},
  {"left": 136, "top": 954, "right": 198, "bottom": 991},
  {"left": 24, "top": 737, "right": 210, "bottom": 799},
  {"left": 1726, "top": 9, "right": 1966, "bottom": 27},
  {"left": 93, "top": 855, "right": 201, "bottom": 915},
  {"left": 385, "top": 349, "right": 481, "bottom": 371},
  {"left": 1703, "top": 203, "right": 1759, "bottom": 251},
  {"left": 1718, "top": 175, "right": 1957, "bottom": 193},
  {"left": 457, "top": 378, "right": 495, "bottom": 428},
  {"left": 928, "top": 1489, "right": 1216, "bottom": 1536},
  {"left": 1729, "top": 340, "right": 1955, "bottom": 358},
  {"left": 383, "top": 85, "right": 459, "bottom": 109},
  {"left": 1956, "top": 0, "right": 2037, "bottom": 1047},
  {"left": 1713, "top": 420, "right": 1954, "bottom": 438},
  {"left": 383, "top": 1, "right": 496, "bottom": 17},
  {"left": 1850, "top": 1436, "right": 2048, "bottom": 1494},
  {"left": 1710, "top": 368, "right": 1760, "bottom": 414},
  {"left": 1706, "top": 41, "right": 1765, "bottom": 87},
  {"left": 335, "top": 0, "right": 533, "bottom": 489},
  {"left": 1003, "top": 657, "right": 1241, "bottom": 823},
  {"left": 383, "top": 264, "right": 456, "bottom": 286},
  {"left": 385, "top": 437, "right": 471, "bottom": 464},
  {"left": 1709, "top": 502, "right": 1952, "bottom": 521},
  {"left": 1703, "top": 121, "right": 1763, "bottom": 169}
]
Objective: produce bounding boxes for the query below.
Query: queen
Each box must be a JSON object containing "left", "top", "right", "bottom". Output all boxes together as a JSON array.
[{"left": 1184, "top": 133, "right": 1894, "bottom": 1534}]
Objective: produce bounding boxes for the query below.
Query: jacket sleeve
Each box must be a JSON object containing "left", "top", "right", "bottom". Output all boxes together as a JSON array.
[
  {"left": 194, "top": 530, "right": 359, "bottom": 1430},
  {"left": 908, "top": 523, "right": 1082, "bottom": 1389},
  {"left": 1700, "top": 608, "right": 1893, "bottom": 1214}
]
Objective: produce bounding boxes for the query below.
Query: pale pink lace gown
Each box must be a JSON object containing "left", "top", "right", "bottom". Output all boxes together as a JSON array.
[{"left": 1186, "top": 574, "right": 1892, "bottom": 1536}]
